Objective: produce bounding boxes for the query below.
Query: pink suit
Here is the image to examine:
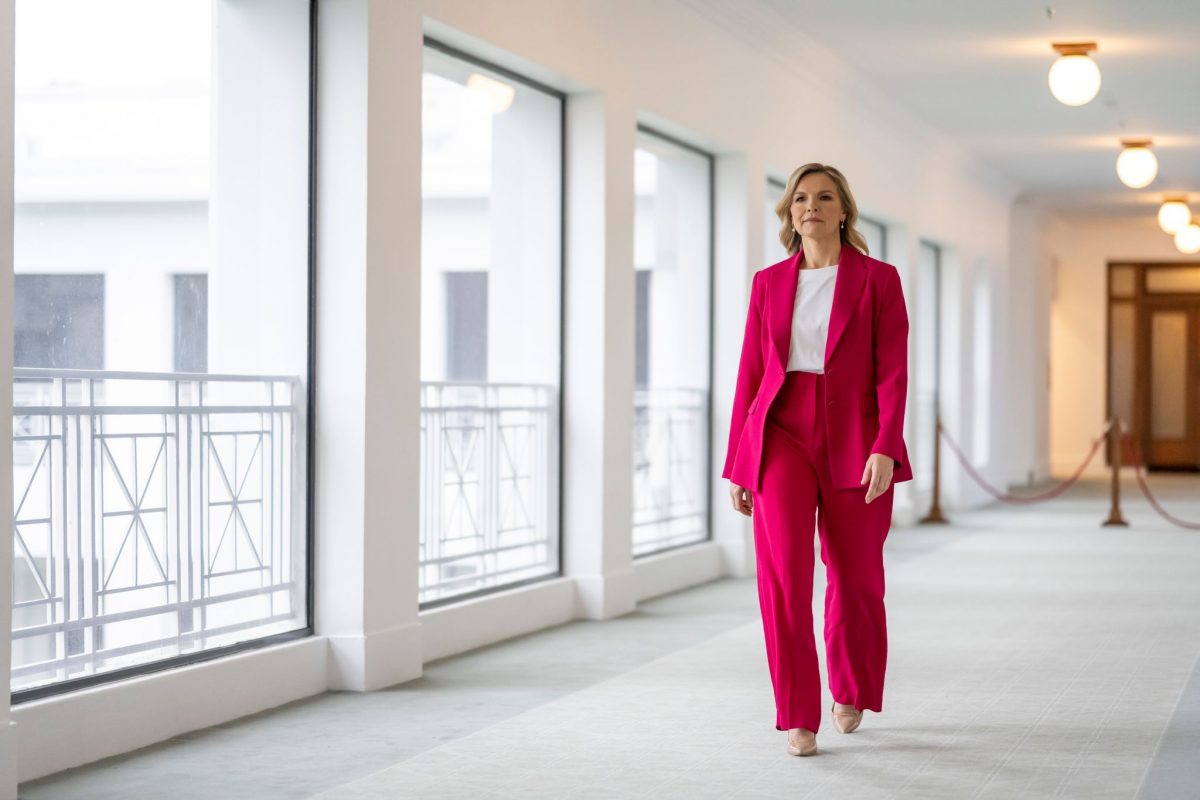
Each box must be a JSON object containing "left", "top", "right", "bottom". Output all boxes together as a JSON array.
[{"left": 722, "top": 245, "right": 912, "bottom": 733}]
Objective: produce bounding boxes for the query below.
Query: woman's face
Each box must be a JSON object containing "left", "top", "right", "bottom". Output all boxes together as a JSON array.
[{"left": 790, "top": 172, "right": 846, "bottom": 242}]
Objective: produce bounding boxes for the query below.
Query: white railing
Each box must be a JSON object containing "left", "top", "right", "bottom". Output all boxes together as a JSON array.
[
  {"left": 418, "top": 381, "right": 560, "bottom": 605},
  {"left": 632, "top": 386, "right": 708, "bottom": 556},
  {"left": 11, "top": 368, "right": 307, "bottom": 692}
]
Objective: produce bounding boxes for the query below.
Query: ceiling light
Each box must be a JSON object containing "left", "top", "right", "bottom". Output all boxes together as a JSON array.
[
  {"left": 1175, "top": 222, "right": 1200, "bottom": 255},
  {"left": 466, "top": 73, "right": 515, "bottom": 113},
  {"left": 1158, "top": 196, "right": 1191, "bottom": 235},
  {"left": 1116, "top": 139, "right": 1157, "bottom": 189},
  {"left": 1048, "top": 42, "right": 1101, "bottom": 106}
]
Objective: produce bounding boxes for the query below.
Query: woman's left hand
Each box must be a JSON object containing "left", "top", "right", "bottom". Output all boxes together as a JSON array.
[{"left": 861, "top": 453, "right": 895, "bottom": 504}]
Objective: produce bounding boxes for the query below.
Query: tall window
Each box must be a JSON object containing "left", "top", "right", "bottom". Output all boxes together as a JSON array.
[
  {"left": 915, "top": 240, "right": 942, "bottom": 490},
  {"left": 859, "top": 216, "right": 887, "bottom": 261},
  {"left": 973, "top": 261, "right": 991, "bottom": 465},
  {"left": 632, "top": 128, "right": 713, "bottom": 557},
  {"left": 765, "top": 178, "right": 786, "bottom": 263},
  {"left": 12, "top": 0, "right": 313, "bottom": 698},
  {"left": 419, "top": 42, "right": 563, "bottom": 606}
]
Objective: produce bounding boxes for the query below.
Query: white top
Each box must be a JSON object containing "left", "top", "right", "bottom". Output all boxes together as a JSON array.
[{"left": 786, "top": 264, "right": 838, "bottom": 373}]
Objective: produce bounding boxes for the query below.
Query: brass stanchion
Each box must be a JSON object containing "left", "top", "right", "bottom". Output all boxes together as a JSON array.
[
  {"left": 920, "top": 415, "right": 948, "bottom": 524},
  {"left": 1102, "top": 416, "right": 1128, "bottom": 527}
]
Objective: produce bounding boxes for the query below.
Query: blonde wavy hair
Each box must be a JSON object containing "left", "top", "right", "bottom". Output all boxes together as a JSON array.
[{"left": 774, "top": 163, "right": 869, "bottom": 257}]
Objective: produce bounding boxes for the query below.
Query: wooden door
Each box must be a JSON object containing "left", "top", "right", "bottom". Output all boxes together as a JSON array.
[{"left": 1141, "top": 302, "right": 1200, "bottom": 468}]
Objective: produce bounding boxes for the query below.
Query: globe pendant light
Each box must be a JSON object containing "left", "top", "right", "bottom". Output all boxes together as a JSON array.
[
  {"left": 1116, "top": 138, "right": 1157, "bottom": 189},
  {"left": 1048, "top": 42, "right": 1101, "bottom": 106},
  {"left": 1158, "top": 196, "right": 1191, "bottom": 235},
  {"left": 1175, "top": 223, "right": 1200, "bottom": 255}
]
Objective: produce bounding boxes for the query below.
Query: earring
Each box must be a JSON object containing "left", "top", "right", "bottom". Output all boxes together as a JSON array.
[{"left": 840, "top": 220, "right": 845, "bottom": 229}]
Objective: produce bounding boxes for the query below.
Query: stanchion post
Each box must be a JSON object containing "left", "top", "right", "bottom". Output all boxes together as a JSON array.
[
  {"left": 920, "top": 414, "right": 948, "bottom": 524},
  {"left": 1102, "top": 416, "right": 1128, "bottom": 527}
]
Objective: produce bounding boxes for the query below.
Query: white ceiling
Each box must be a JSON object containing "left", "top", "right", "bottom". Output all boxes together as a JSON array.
[{"left": 708, "top": 0, "right": 1200, "bottom": 217}]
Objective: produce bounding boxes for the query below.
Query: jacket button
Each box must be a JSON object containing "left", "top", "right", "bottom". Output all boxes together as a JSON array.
[{"left": 827, "top": 400, "right": 835, "bottom": 407}]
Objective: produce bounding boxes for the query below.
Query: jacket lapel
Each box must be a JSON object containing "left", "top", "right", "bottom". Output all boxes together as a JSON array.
[
  {"left": 769, "top": 245, "right": 867, "bottom": 372},
  {"left": 768, "top": 250, "right": 802, "bottom": 371},
  {"left": 824, "top": 245, "right": 866, "bottom": 366}
]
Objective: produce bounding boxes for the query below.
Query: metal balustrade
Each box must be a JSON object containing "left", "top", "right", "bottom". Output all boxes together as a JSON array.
[
  {"left": 418, "top": 381, "right": 561, "bottom": 606},
  {"left": 12, "top": 372, "right": 708, "bottom": 686},
  {"left": 10, "top": 368, "right": 306, "bottom": 692},
  {"left": 632, "top": 386, "right": 708, "bottom": 556}
]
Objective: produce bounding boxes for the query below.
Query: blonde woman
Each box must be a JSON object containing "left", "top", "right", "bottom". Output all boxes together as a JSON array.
[{"left": 722, "top": 163, "right": 913, "bottom": 756}]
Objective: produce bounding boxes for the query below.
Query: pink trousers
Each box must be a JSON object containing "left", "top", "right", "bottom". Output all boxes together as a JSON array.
[{"left": 752, "top": 369, "right": 893, "bottom": 733}]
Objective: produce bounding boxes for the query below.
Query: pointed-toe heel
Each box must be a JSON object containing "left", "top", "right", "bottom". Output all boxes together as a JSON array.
[
  {"left": 786, "top": 728, "right": 818, "bottom": 756},
  {"left": 831, "top": 701, "right": 863, "bottom": 734}
]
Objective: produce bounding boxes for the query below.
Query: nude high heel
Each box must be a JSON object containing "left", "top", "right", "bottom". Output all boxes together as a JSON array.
[
  {"left": 787, "top": 727, "right": 818, "bottom": 756},
  {"left": 831, "top": 701, "right": 863, "bottom": 734}
]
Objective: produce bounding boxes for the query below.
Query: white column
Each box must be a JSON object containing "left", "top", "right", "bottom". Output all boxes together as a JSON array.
[
  {"left": 1006, "top": 199, "right": 1052, "bottom": 485},
  {"left": 315, "top": 0, "right": 422, "bottom": 691},
  {"left": 937, "top": 246, "right": 965, "bottom": 507},
  {"left": 562, "top": 91, "right": 637, "bottom": 619},
  {"left": 885, "top": 224, "right": 919, "bottom": 525},
  {"left": 0, "top": 0, "right": 16, "bottom": 793},
  {"left": 711, "top": 153, "right": 762, "bottom": 577}
]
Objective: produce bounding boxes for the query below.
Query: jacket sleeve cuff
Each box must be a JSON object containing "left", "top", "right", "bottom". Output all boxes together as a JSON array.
[{"left": 870, "top": 438, "right": 904, "bottom": 469}]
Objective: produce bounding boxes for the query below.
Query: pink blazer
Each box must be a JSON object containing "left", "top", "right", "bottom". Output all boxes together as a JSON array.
[{"left": 722, "top": 244, "right": 914, "bottom": 492}]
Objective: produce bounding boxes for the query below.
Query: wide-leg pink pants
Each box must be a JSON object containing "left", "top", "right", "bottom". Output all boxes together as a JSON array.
[{"left": 752, "top": 369, "right": 893, "bottom": 733}]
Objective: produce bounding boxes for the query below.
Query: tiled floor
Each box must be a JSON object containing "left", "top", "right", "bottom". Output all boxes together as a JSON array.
[{"left": 21, "top": 475, "right": 1200, "bottom": 800}]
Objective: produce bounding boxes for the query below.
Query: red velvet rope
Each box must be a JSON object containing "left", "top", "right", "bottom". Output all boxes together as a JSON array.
[
  {"left": 938, "top": 419, "right": 1112, "bottom": 505},
  {"left": 1119, "top": 420, "right": 1200, "bottom": 531}
]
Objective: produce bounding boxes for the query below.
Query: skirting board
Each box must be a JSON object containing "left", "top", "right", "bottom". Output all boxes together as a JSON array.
[
  {"left": 420, "top": 577, "right": 575, "bottom": 664},
  {"left": 633, "top": 541, "right": 724, "bottom": 603},
  {"left": 13, "top": 636, "right": 327, "bottom": 782},
  {"left": 325, "top": 620, "right": 423, "bottom": 691},
  {"left": 0, "top": 720, "right": 15, "bottom": 800}
]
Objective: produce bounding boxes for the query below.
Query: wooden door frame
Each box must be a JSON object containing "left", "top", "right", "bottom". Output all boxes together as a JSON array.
[
  {"left": 1106, "top": 261, "right": 1200, "bottom": 471},
  {"left": 1140, "top": 301, "right": 1199, "bottom": 467}
]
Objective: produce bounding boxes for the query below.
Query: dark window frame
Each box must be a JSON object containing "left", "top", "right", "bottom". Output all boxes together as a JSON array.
[
  {"left": 417, "top": 37, "right": 568, "bottom": 610},
  {"left": 633, "top": 124, "right": 716, "bottom": 559},
  {"left": 13, "top": 0, "right": 319, "bottom": 705}
]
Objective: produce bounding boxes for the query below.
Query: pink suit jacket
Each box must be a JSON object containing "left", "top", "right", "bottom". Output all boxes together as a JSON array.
[{"left": 722, "top": 244, "right": 914, "bottom": 492}]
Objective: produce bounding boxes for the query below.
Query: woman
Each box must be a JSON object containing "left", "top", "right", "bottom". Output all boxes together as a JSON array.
[{"left": 722, "top": 163, "right": 913, "bottom": 757}]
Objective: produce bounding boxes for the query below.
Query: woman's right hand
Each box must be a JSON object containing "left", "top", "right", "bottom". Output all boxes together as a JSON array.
[{"left": 729, "top": 482, "right": 753, "bottom": 517}]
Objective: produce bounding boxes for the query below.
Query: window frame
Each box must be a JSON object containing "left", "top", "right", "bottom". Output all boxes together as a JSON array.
[
  {"left": 416, "top": 36, "right": 568, "bottom": 609},
  {"left": 632, "top": 123, "right": 715, "bottom": 557},
  {"left": 12, "top": 0, "right": 319, "bottom": 705}
]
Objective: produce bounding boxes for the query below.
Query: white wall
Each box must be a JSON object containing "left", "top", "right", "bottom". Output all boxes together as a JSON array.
[
  {"left": 1043, "top": 214, "right": 1188, "bottom": 476},
  {"left": 1005, "top": 199, "right": 1053, "bottom": 486},
  {"left": 4, "top": 0, "right": 1031, "bottom": 792}
]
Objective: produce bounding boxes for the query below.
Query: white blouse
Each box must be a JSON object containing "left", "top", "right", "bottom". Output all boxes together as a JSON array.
[{"left": 785, "top": 264, "right": 838, "bottom": 373}]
